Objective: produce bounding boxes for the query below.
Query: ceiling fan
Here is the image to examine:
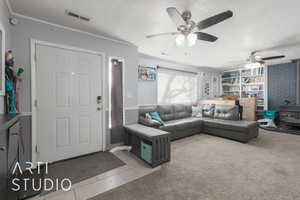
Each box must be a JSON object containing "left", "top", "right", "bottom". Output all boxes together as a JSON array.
[
  {"left": 245, "top": 51, "right": 285, "bottom": 68},
  {"left": 146, "top": 7, "right": 233, "bottom": 47}
]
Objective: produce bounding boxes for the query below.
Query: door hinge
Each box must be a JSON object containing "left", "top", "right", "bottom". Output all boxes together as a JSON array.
[
  {"left": 35, "top": 145, "right": 38, "bottom": 153},
  {"left": 34, "top": 99, "right": 38, "bottom": 108}
]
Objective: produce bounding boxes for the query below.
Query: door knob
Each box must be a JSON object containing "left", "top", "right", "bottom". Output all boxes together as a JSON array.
[{"left": 97, "top": 96, "right": 102, "bottom": 104}]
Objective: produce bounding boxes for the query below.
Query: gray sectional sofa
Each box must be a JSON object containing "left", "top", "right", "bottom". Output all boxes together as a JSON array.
[{"left": 138, "top": 104, "right": 258, "bottom": 143}]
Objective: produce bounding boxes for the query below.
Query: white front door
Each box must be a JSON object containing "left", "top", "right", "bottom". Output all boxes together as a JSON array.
[{"left": 36, "top": 44, "right": 103, "bottom": 163}]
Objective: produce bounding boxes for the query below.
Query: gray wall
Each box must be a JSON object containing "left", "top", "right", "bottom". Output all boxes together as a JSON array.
[
  {"left": 0, "top": 1, "right": 12, "bottom": 113},
  {"left": 11, "top": 17, "right": 138, "bottom": 113},
  {"left": 0, "top": 1, "right": 11, "bottom": 49},
  {"left": 295, "top": 60, "right": 300, "bottom": 105},
  {"left": 6, "top": 14, "right": 219, "bottom": 146},
  {"left": 138, "top": 54, "right": 220, "bottom": 105},
  {"left": 11, "top": 16, "right": 139, "bottom": 146},
  {"left": 268, "top": 62, "right": 297, "bottom": 110}
]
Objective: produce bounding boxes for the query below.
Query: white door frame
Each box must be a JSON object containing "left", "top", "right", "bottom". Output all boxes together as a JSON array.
[
  {"left": 30, "top": 39, "right": 107, "bottom": 166},
  {"left": 108, "top": 57, "right": 126, "bottom": 127},
  {"left": 0, "top": 23, "right": 5, "bottom": 96}
]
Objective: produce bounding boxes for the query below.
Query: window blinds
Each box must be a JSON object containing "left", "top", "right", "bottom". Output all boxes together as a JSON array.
[{"left": 157, "top": 67, "right": 197, "bottom": 104}]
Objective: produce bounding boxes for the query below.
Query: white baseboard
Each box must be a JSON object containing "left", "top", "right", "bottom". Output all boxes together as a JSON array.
[{"left": 20, "top": 112, "right": 32, "bottom": 116}]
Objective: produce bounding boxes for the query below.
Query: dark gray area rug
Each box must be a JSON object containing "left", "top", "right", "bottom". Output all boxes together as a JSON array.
[
  {"left": 42, "top": 151, "right": 125, "bottom": 195},
  {"left": 260, "top": 125, "right": 300, "bottom": 135},
  {"left": 91, "top": 130, "right": 300, "bottom": 200}
]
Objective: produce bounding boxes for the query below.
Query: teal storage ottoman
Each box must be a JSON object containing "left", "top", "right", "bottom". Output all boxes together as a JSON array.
[
  {"left": 141, "top": 141, "right": 152, "bottom": 164},
  {"left": 263, "top": 110, "right": 278, "bottom": 119},
  {"left": 124, "top": 124, "right": 171, "bottom": 167}
]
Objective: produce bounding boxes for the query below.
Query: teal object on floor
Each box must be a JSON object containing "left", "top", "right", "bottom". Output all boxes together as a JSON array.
[
  {"left": 263, "top": 110, "right": 278, "bottom": 119},
  {"left": 141, "top": 141, "right": 152, "bottom": 164}
]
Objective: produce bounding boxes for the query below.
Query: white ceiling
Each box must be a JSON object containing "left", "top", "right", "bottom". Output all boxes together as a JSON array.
[{"left": 9, "top": 0, "right": 300, "bottom": 68}]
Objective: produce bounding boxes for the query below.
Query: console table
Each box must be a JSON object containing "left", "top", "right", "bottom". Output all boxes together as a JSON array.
[
  {"left": 0, "top": 114, "right": 33, "bottom": 200},
  {"left": 0, "top": 114, "right": 21, "bottom": 199},
  {"left": 124, "top": 124, "right": 171, "bottom": 167}
]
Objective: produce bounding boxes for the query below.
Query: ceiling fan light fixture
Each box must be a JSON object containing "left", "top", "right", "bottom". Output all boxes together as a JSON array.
[
  {"left": 187, "top": 33, "right": 197, "bottom": 47},
  {"left": 175, "top": 34, "right": 185, "bottom": 46}
]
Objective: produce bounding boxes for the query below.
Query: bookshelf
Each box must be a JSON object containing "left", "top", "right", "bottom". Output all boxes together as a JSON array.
[
  {"left": 221, "top": 70, "right": 241, "bottom": 96},
  {"left": 222, "top": 66, "right": 267, "bottom": 119}
]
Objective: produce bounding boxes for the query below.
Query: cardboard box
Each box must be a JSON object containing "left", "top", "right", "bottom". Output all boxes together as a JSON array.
[{"left": 239, "top": 98, "right": 256, "bottom": 121}]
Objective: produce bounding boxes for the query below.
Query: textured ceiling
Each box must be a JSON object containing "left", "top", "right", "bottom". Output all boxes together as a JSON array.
[{"left": 9, "top": 0, "right": 300, "bottom": 68}]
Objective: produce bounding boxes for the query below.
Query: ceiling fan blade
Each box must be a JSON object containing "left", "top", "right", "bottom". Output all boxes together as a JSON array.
[
  {"left": 262, "top": 55, "right": 285, "bottom": 60},
  {"left": 166, "top": 7, "right": 186, "bottom": 27},
  {"left": 146, "top": 32, "right": 178, "bottom": 39},
  {"left": 197, "top": 10, "right": 233, "bottom": 30},
  {"left": 195, "top": 32, "right": 218, "bottom": 42}
]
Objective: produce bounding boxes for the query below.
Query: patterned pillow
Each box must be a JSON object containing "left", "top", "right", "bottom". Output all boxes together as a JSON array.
[
  {"left": 192, "top": 106, "right": 202, "bottom": 117},
  {"left": 145, "top": 113, "right": 152, "bottom": 120},
  {"left": 139, "top": 113, "right": 161, "bottom": 127},
  {"left": 202, "top": 104, "right": 215, "bottom": 118}
]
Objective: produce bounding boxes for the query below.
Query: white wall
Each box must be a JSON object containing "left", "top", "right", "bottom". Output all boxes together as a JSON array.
[
  {"left": 0, "top": 0, "right": 12, "bottom": 113},
  {"left": 138, "top": 54, "right": 221, "bottom": 105},
  {"left": 198, "top": 72, "right": 222, "bottom": 100}
]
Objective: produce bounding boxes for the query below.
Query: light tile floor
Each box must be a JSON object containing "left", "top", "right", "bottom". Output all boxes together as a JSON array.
[{"left": 29, "top": 151, "right": 161, "bottom": 200}]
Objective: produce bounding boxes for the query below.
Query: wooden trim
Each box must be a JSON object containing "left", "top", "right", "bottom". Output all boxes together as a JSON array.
[
  {"left": 157, "top": 65, "right": 198, "bottom": 75},
  {"left": 199, "top": 99, "right": 236, "bottom": 106}
]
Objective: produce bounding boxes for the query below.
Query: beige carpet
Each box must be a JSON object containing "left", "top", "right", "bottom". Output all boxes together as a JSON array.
[{"left": 91, "top": 130, "right": 300, "bottom": 200}]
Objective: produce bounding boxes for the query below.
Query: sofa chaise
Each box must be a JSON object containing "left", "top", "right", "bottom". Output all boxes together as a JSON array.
[{"left": 138, "top": 104, "right": 258, "bottom": 143}]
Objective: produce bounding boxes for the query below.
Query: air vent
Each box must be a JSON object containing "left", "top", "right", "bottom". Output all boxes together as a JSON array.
[{"left": 65, "top": 10, "right": 91, "bottom": 22}]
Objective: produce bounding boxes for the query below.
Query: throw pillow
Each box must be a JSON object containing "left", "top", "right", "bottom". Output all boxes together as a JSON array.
[
  {"left": 149, "top": 112, "right": 165, "bottom": 125},
  {"left": 202, "top": 104, "right": 215, "bottom": 118},
  {"left": 145, "top": 113, "right": 152, "bottom": 120},
  {"left": 192, "top": 106, "right": 202, "bottom": 118},
  {"left": 139, "top": 116, "right": 161, "bottom": 127}
]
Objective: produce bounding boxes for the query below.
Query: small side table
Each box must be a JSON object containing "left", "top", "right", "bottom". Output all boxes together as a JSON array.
[{"left": 124, "top": 124, "right": 171, "bottom": 167}]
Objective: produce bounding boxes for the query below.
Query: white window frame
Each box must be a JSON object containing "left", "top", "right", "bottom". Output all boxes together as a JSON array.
[{"left": 157, "top": 67, "right": 198, "bottom": 104}]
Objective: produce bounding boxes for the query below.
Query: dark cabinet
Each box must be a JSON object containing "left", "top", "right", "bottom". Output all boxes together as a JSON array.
[
  {"left": 8, "top": 122, "right": 21, "bottom": 173},
  {"left": 0, "top": 115, "right": 32, "bottom": 200},
  {"left": 0, "top": 131, "right": 8, "bottom": 199},
  {"left": 19, "top": 117, "right": 32, "bottom": 170}
]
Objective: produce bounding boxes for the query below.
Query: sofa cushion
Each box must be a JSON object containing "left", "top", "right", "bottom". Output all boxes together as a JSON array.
[
  {"left": 160, "top": 117, "right": 202, "bottom": 132},
  {"left": 214, "top": 105, "right": 239, "bottom": 120},
  {"left": 201, "top": 117, "right": 257, "bottom": 132},
  {"left": 173, "top": 104, "right": 192, "bottom": 119},
  {"left": 139, "top": 105, "right": 157, "bottom": 116},
  {"left": 202, "top": 104, "right": 215, "bottom": 118},
  {"left": 158, "top": 105, "right": 175, "bottom": 121}
]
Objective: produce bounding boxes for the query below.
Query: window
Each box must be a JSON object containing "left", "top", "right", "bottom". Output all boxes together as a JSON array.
[{"left": 157, "top": 68, "right": 197, "bottom": 104}]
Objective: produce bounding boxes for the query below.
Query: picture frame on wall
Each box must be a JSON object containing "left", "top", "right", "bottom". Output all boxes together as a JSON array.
[{"left": 138, "top": 65, "right": 157, "bottom": 81}]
